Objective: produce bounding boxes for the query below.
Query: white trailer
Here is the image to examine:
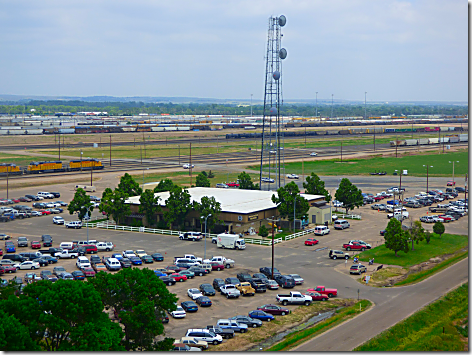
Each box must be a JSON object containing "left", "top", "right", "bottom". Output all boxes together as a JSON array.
[{"left": 216, "top": 233, "right": 246, "bottom": 250}]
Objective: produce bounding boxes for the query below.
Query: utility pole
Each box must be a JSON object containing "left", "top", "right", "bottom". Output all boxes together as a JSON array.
[
  {"left": 267, "top": 215, "right": 280, "bottom": 280},
  {"left": 58, "top": 133, "right": 61, "bottom": 160},
  {"left": 189, "top": 143, "right": 192, "bottom": 186},
  {"left": 250, "top": 94, "right": 253, "bottom": 116},
  {"left": 465, "top": 174, "right": 468, "bottom": 201},
  {"left": 143, "top": 133, "right": 146, "bottom": 159},
  {"left": 109, "top": 135, "right": 112, "bottom": 166},
  {"left": 423, "top": 165, "right": 433, "bottom": 192},
  {"left": 305, "top": 127, "right": 306, "bottom": 149},
  {"left": 6, "top": 167, "right": 9, "bottom": 199},
  {"left": 91, "top": 160, "right": 93, "bottom": 186},
  {"left": 340, "top": 141, "right": 343, "bottom": 162},
  {"left": 140, "top": 145, "right": 143, "bottom": 164},
  {"left": 395, "top": 135, "right": 398, "bottom": 158},
  {"left": 178, "top": 145, "right": 180, "bottom": 165}
]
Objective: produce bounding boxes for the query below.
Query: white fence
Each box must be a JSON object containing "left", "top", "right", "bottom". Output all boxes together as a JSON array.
[
  {"left": 244, "top": 237, "right": 283, "bottom": 246},
  {"left": 333, "top": 213, "right": 362, "bottom": 220},
  {"left": 284, "top": 228, "right": 314, "bottom": 241}
]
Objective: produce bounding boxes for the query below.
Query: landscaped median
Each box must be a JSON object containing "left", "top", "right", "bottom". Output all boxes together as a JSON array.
[
  {"left": 354, "top": 283, "right": 468, "bottom": 351},
  {"left": 208, "top": 299, "right": 372, "bottom": 352},
  {"left": 356, "top": 233, "right": 468, "bottom": 287}
]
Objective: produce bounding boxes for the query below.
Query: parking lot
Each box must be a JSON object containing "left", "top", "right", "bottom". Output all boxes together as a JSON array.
[{"left": 0, "top": 176, "right": 468, "bottom": 343}]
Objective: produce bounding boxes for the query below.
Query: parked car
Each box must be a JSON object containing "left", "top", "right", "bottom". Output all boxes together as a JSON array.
[
  {"left": 196, "top": 296, "right": 212, "bottom": 307},
  {"left": 260, "top": 279, "right": 279, "bottom": 290},
  {"left": 199, "top": 283, "right": 216, "bottom": 296},
  {"left": 170, "top": 305, "right": 187, "bottom": 318},
  {"left": 181, "top": 301, "right": 198, "bottom": 312},
  {"left": 151, "top": 253, "right": 164, "bottom": 261},
  {"left": 187, "top": 288, "right": 203, "bottom": 300},
  {"left": 350, "top": 264, "right": 367, "bottom": 275},
  {"left": 179, "top": 270, "right": 195, "bottom": 279},
  {"left": 230, "top": 315, "right": 263, "bottom": 328},
  {"left": 71, "top": 270, "right": 86, "bottom": 280},
  {"left": 314, "top": 226, "right": 330, "bottom": 236},
  {"left": 248, "top": 310, "right": 274, "bottom": 322},
  {"left": 258, "top": 304, "right": 290, "bottom": 316},
  {"left": 212, "top": 278, "right": 225, "bottom": 292},
  {"left": 304, "top": 291, "right": 329, "bottom": 301},
  {"left": 16, "top": 261, "right": 40, "bottom": 270},
  {"left": 329, "top": 250, "right": 350, "bottom": 260},
  {"left": 304, "top": 238, "right": 319, "bottom": 246}
]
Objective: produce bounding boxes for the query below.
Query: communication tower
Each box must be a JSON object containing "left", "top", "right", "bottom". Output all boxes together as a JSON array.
[{"left": 259, "top": 15, "right": 287, "bottom": 190}]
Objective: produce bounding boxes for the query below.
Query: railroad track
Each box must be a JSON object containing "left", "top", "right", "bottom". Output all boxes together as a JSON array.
[{"left": 2, "top": 141, "right": 466, "bottom": 181}]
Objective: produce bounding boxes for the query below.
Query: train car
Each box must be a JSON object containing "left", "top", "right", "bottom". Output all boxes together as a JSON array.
[
  {"left": 405, "top": 139, "right": 418, "bottom": 146},
  {"left": 427, "top": 138, "right": 439, "bottom": 144},
  {"left": 385, "top": 128, "right": 395, "bottom": 133},
  {"left": 449, "top": 136, "right": 460, "bottom": 143},
  {"left": 0, "top": 163, "right": 22, "bottom": 176},
  {"left": 27, "top": 161, "right": 65, "bottom": 174},
  {"left": 57, "top": 128, "right": 75, "bottom": 134},
  {"left": 25, "top": 129, "right": 45, "bottom": 135},
  {"left": 425, "top": 127, "right": 440, "bottom": 132},
  {"left": 439, "top": 137, "right": 449, "bottom": 144},
  {"left": 419, "top": 138, "right": 430, "bottom": 145},
  {"left": 415, "top": 127, "right": 426, "bottom": 132},
  {"left": 108, "top": 126, "right": 123, "bottom": 133},
  {"left": 326, "top": 130, "right": 339, "bottom": 135},
  {"left": 339, "top": 130, "right": 350, "bottom": 135},
  {"left": 68, "top": 159, "right": 104, "bottom": 171},
  {"left": 459, "top": 134, "right": 468, "bottom": 142}
]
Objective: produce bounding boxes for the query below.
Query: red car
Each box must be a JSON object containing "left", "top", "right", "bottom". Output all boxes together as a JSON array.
[
  {"left": 305, "top": 238, "right": 319, "bottom": 246},
  {"left": 373, "top": 196, "right": 385, "bottom": 202},
  {"left": 82, "top": 267, "right": 96, "bottom": 277},
  {"left": 257, "top": 304, "right": 290, "bottom": 316},
  {"left": 169, "top": 273, "right": 187, "bottom": 282},
  {"left": 19, "top": 197, "right": 32, "bottom": 202},
  {"left": 165, "top": 265, "right": 183, "bottom": 274},
  {"left": 304, "top": 291, "right": 329, "bottom": 301},
  {"left": 438, "top": 215, "right": 455, "bottom": 222},
  {"left": 226, "top": 182, "right": 240, "bottom": 187},
  {"left": 447, "top": 181, "right": 456, "bottom": 186},
  {"left": 11, "top": 198, "right": 20, "bottom": 203},
  {"left": 0, "top": 248, "right": 2, "bottom": 256},
  {"left": 209, "top": 261, "right": 225, "bottom": 271},
  {"left": 31, "top": 241, "right": 41, "bottom": 249},
  {"left": 39, "top": 210, "right": 51, "bottom": 215},
  {"left": 0, "top": 265, "right": 17, "bottom": 273}
]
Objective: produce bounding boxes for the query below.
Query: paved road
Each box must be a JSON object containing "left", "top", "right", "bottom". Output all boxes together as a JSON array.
[{"left": 293, "top": 257, "right": 468, "bottom": 351}]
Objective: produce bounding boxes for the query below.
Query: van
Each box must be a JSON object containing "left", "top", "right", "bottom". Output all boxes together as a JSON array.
[
  {"left": 19, "top": 252, "right": 43, "bottom": 261},
  {"left": 74, "top": 185, "right": 96, "bottom": 192},
  {"left": 76, "top": 256, "right": 91, "bottom": 269},
  {"left": 38, "top": 192, "right": 54, "bottom": 199},
  {"left": 179, "top": 232, "right": 203, "bottom": 241},
  {"left": 200, "top": 263, "right": 212, "bottom": 273},
  {"left": 59, "top": 242, "right": 74, "bottom": 250},
  {"left": 2, "top": 254, "right": 27, "bottom": 263},
  {"left": 185, "top": 329, "right": 223, "bottom": 345},
  {"left": 66, "top": 221, "right": 82, "bottom": 229},
  {"left": 334, "top": 220, "right": 350, "bottom": 230},
  {"left": 314, "top": 225, "right": 330, "bottom": 236},
  {"left": 105, "top": 258, "right": 121, "bottom": 271}
]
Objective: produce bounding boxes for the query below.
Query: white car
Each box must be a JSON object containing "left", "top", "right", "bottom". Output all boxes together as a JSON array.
[
  {"left": 0, "top": 234, "right": 10, "bottom": 240},
  {"left": 122, "top": 250, "right": 136, "bottom": 258},
  {"left": 16, "top": 261, "right": 40, "bottom": 270},
  {"left": 134, "top": 250, "right": 147, "bottom": 258},
  {"left": 287, "top": 174, "right": 299, "bottom": 179},
  {"left": 261, "top": 177, "right": 275, "bottom": 183},
  {"left": 187, "top": 288, "right": 203, "bottom": 300},
  {"left": 333, "top": 200, "right": 343, "bottom": 207},
  {"left": 216, "top": 183, "right": 229, "bottom": 188},
  {"left": 183, "top": 164, "right": 195, "bottom": 169},
  {"left": 310, "top": 152, "right": 318, "bottom": 156},
  {"left": 53, "top": 216, "right": 65, "bottom": 225},
  {"left": 30, "top": 211, "right": 42, "bottom": 216},
  {"left": 170, "top": 306, "right": 187, "bottom": 319}
]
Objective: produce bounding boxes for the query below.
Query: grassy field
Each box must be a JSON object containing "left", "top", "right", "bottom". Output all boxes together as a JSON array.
[
  {"left": 354, "top": 283, "right": 468, "bottom": 351},
  {"left": 0, "top": 152, "right": 61, "bottom": 166},
  {"left": 265, "top": 150, "right": 468, "bottom": 177},
  {"left": 357, "top": 233, "right": 468, "bottom": 268}
]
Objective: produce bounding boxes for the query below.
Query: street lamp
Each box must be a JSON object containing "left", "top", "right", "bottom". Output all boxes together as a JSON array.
[
  {"left": 201, "top": 214, "right": 212, "bottom": 259},
  {"left": 449, "top": 161, "right": 459, "bottom": 185},
  {"left": 423, "top": 165, "right": 433, "bottom": 192},
  {"left": 80, "top": 150, "right": 83, "bottom": 172},
  {"left": 82, "top": 204, "right": 93, "bottom": 243}
]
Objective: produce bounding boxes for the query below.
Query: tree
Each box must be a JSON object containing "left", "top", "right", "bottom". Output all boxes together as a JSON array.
[
  {"left": 238, "top": 171, "right": 258, "bottom": 190},
  {"left": 100, "top": 188, "right": 130, "bottom": 225},
  {"left": 409, "top": 220, "right": 425, "bottom": 251},
  {"left": 259, "top": 225, "right": 269, "bottom": 238},
  {"left": 139, "top": 189, "right": 161, "bottom": 227},
  {"left": 424, "top": 230, "right": 431, "bottom": 244},
  {"left": 67, "top": 188, "right": 93, "bottom": 221},
  {"left": 0, "top": 279, "right": 124, "bottom": 351},
  {"left": 195, "top": 173, "right": 211, "bottom": 187},
  {"left": 384, "top": 217, "right": 410, "bottom": 257},
  {"left": 303, "top": 172, "right": 331, "bottom": 202},
  {"left": 89, "top": 268, "right": 178, "bottom": 351},
  {"left": 194, "top": 196, "right": 222, "bottom": 234},
  {"left": 271, "top": 182, "right": 310, "bottom": 230},
  {"left": 163, "top": 186, "right": 192, "bottom": 230},
  {"left": 335, "top": 178, "right": 364, "bottom": 214},
  {"left": 433, "top": 221, "right": 445, "bottom": 238},
  {"left": 153, "top": 179, "right": 175, "bottom": 193},
  {"left": 118, "top": 173, "right": 142, "bottom": 197},
  {"left": 0, "top": 310, "right": 40, "bottom": 351}
]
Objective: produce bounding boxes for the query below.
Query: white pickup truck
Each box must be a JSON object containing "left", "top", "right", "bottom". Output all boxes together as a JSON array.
[
  {"left": 387, "top": 210, "right": 409, "bottom": 220},
  {"left": 174, "top": 254, "right": 202, "bottom": 263},
  {"left": 203, "top": 256, "right": 235, "bottom": 268},
  {"left": 55, "top": 250, "right": 79, "bottom": 259},
  {"left": 276, "top": 291, "right": 312, "bottom": 306},
  {"left": 220, "top": 284, "right": 241, "bottom": 299}
]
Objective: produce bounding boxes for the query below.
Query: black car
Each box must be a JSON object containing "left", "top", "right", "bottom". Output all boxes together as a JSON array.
[
  {"left": 249, "top": 278, "right": 267, "bottom": 293},
  {"left": 71, "top": 270, "right": 85, "bottom": 280},
  {"left": 55, "top": 207, "right": 64, "bottom": 213},
  {"left": 90, "top": 255, "right": 101, "bottom": 265},
  {"left": 33, "top": 202, "right": 46, "bottom": 209},
  {"left": 188, "top": 266, "right": 207, "bottom": 276},
  {"left": 50, "top": 192, "right": 61, "bottom": 198},
  {"left": 230, "top": 315, "right": 263, "bottom": 328},
  {"left": 237, "top": 273, "right": 253, "bottom": 283},
  {"left": 196, "top": 296, "right": 212, "bottom": 307},
  {"left": 151, "top": 253, "right": 164, "bottom": 262},
  {"left": 380, "top": 230, "right": 386, "bottom": 236},
  {"left": 120, "top": 258, "right": 132, "bottom": 268},
  {"left": 259, "top": 267, "right": 281, "bottom": 279},
  {"left": 35, "top": 258, "right": 49, "bottom": 267},
  {"left": 181, "top": 301, "right": 198, "bottom": 312},
  {"left": 41, "top": 255, "right": 58, "bottom": 264},
  {"left": 225, "top": 277, "right": 241, "bottom": 285},
  {"left": 159, "top": 276, "right": 176, "bottom": 286},
  {"left": 454, "top": 187, "right": 466, "bottom": 193},
  {"left": 199, "top": 283, "right": 216, "bottom": 296},
  {"left": 252, "top": 273, "right": 268, "bottom": 280},
  {"left": 213, "top": 278, "right": 225, "bottom": 291},
  {"left": 41, "top": 234, "right": 53, "bottom": 247},
  {"left": 25, "top": 194, "right": 40, "bottom": 201}
]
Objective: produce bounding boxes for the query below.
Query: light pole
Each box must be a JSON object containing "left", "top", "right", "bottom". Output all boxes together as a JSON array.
[
  {"left": 201, "top": 214, "right": 212, "bottom": 259},
  {"left": 449, "top": 161, "right": 459, "bottom": 185},
  {"left": 80, "top": 150, "right": 83, "bottom": 172},
  {"left": 82, "top": 205, "right": 93, "bottom": 243},
  {"left": 423, "top": 165, "right": 433, "bottom": 192}
]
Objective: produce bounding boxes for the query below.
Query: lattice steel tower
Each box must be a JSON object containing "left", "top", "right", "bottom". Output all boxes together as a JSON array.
[{"left": 259, "top": 15, "right": 287, "bottom": 191}]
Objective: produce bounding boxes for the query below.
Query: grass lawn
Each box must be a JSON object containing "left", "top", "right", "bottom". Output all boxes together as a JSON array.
[
  {"left": 356, "top": 233, "right": 468, "bottom": 268},
  {"left": 259, "top": 150, "right": 468, "bottom": 177},
  {"left": 354, "top": 283, "right": 468, "bottom": 351},
  {"left": 0, "top": 152, "right": 59, "bottom": 166}
]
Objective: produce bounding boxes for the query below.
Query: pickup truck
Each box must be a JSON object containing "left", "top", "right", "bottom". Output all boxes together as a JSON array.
[
  {"left": 206, "top": 325, "right": 234, "bottom": 339},
  {"left": 216, "top": 319, "right": 248, "bottom": 333},
  {"left": 174, "top": 254, "right": 202, "bottom": 263},
  {"left": 219, "top": 284, "right": 241, "bottom": 299},
  {"left": 342, "top": 242, "right": 367, "bottom": 251},
  {"left": 276, "top": 291, "right": 312, "bottom": 306},
  {"left": 387, "top": 211, "right": 409, "bottom": 220},
  {"left": 39, "top": 247, "right": 63, "bottom": 255},
  {"left": 249, "top": 278, "right": 267, "bottom": 293},
  {"left": 55, "top": 250, "right": 79, "bottom": 259},
  {"left": 307, "top": 286, "right": 338, "bottom": 298},
  {"left": 203, "top": 256, "right": 235, "bottom": 268},
  {"left": 236, "top": 282, "right": 255, "bottom": 296},
  {"left": 428, "top": 206, "right": 449, "bottom": 213},
  {"left": 17, "top": 237, "right": 28, "bottom": 247}
]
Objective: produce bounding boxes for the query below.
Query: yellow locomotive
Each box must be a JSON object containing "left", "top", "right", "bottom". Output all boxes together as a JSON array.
[
  {"left": 25, "top": 159, "right": 104, "bottom": 173},
  {"left": 0, "top": 163, "right": 22, "bottom": 176}
]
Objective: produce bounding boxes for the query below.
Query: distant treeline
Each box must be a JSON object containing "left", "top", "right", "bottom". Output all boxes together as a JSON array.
[{"left": 0, "top": 100, "right": 468, "bottom": 117}]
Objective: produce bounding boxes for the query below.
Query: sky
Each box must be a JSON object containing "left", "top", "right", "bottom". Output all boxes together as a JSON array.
[{"left": 0, "top": 0, "right": 467, "bottom": 102}]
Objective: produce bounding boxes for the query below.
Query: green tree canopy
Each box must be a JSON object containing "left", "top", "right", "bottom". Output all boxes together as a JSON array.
[
  {"left": 89, "top": 267, "right": 178, "bottom": 351},
  {"left": 139, "top": 189, "right": 161, "bottom": 227},
  {"left": 67, "top": 188, "right": 93, "bottom": 221},
  {"left": 303, "top": 172, "right": 331, "bottom": 202},
  {"left": 164, "top": 185, "right": 192, "bottom": 229},
  {"left": 384, "top": 217, "right": 410, "bottom": 257},
  {"left": 409, "top": 220, "right": 425, "bottom": 251},
  {"left": 153, "top": 178, "right": 176, "bottom": 193},
  {"left": 258, "top": 225, "right": 269, "bottom": 238},
  {"left": 271, "top": 181, "right": 309, "bottom": 230},
  {"left": 238, "top": 171, "right": 258, "bottom": 190},
  {"left": 195, "top": 172, "right": 211, "bottom": 187},
  {"left": 99, "top": 188, "right": 130, "bottom": 225},
  {"left": 194, "top": 196, "right": 222, "bottom": 234},
  {"left": 118, "top": 173, "right": 142, "bottom": 197},
  {"left": 335, "top": 178, "right": 364, "bottom": 214},
  {"left": 433, "top": 221, "right": 445, "bottom": 238},
  {"left": 0, "top": 310, "right": 40, "bottom": 351}
]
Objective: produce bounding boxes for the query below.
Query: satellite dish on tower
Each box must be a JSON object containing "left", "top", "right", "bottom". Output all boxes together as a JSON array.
[
  {"left": 273, "top": 71, "right": 280, "bottom": 80},
  {"left": 279, "top": 48, "right": 287, "bottom": 59},
  {"left": 278, "top": 15, "right": 286, "bottom": 27},
  {"left": 269, "top": 107, "right": 278, "bottom": 116}
]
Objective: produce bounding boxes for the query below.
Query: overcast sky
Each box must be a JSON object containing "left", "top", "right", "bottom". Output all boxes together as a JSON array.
[{"left": 0, "top": 0, "right": 467, "bottom": 102}]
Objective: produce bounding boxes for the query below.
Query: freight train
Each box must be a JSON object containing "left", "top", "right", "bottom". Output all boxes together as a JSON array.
[{"left": 390, "top": 134, "right": 468, "bottom": 147}]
